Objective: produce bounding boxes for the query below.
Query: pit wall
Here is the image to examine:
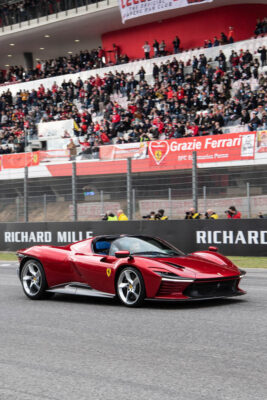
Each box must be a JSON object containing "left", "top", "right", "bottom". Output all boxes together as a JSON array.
[
  {"left": 2, "top": 220, "right": 267, "bottom": 256},
  {"left": 102, "top": 4, "right": 267, "bottom": 60}
]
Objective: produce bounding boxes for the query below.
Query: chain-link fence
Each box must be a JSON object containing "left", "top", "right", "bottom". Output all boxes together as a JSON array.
[{"left": 0, "top": 159, "right": 267, "bottom": 222}]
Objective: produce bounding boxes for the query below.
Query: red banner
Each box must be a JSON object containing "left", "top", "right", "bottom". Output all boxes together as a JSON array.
[
  {"left": 2, "top": 152, "right": 40, "bottom": 169},
  {"left": 0, "top": 132, "right": 259, "bottom": 174},
  {"left": 148, "top": 132, "right": 256, "bottom": 168},
  {"left": 46, "top": 132, "right": 259, "bottom": 177}
]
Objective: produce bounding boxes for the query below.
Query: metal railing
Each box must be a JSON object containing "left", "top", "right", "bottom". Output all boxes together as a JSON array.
[{"left": 0, "top": 0, "right": 108, "bottom": 30}]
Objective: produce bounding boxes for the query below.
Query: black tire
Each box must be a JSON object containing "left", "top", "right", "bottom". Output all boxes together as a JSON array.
[
  {"left": 20, "top": 259, "right": 51, "bottom": 300},
  {"left": 116, "top": 267, "right": 146, "bottom": 307}
]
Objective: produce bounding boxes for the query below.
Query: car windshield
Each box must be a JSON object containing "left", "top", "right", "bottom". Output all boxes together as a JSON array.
[{"left": 109, "top": 236, "right": 183, "bottom": 257}]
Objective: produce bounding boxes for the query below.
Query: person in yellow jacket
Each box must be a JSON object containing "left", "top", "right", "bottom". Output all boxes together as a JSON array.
[
  {"left": 107, "top": 212, "right": 118, "bottom": 221},
  {"left": 185, "top": 208, "right": 201, "bottom": 219},
  {"left": 205, "top": 209, "right": 219, "bottom": 219},
  {"left": 155, "top": 209, "right": 168, "bottom": 220},
  {"left": 117, "top": 209, "right": 128, "bottom": 221}
]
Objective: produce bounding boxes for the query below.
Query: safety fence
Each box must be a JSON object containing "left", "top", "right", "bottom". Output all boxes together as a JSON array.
[{"left": 0, "top": 158, "right": 267, "bottom": 222}]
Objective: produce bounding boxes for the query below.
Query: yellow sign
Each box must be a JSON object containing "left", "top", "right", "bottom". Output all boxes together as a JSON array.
[
  {"left": 33, "top": 153, "right": 38, "bottom": 164},
  {"left": 106, "top": 268, "right": 111, "bottom": 277},
  {"left": 155, "top": 150, "right": 162, "bottom": 162}
]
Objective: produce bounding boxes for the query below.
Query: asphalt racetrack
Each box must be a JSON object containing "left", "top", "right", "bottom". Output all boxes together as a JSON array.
[{"left": 0, "top": 262, "right": 266, "bottom": 400}]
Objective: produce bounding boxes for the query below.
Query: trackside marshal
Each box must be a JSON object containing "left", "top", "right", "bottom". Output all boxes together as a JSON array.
[{"left": 119, "top": 0, "right": 213, "bottom": 23}]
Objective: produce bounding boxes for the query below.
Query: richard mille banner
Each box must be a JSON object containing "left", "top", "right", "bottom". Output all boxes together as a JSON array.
[
  {"left": 119, "top": 0, "right": 213, "bottom": 24},
  {"left": 1, "top": 220, "right": 267, "bottom": 255}
]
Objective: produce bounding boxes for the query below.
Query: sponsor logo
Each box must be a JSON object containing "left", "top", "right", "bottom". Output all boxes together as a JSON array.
[
  {"left": 4, "top": 231, "right": 93, "bottom": 243},
  {"left": 149, "top": 141, "right": 170, "bottom": 165},
  {"left": 106, "top": 268, "right": 111, "bottom": 277},
  {"left": 196, "top": 230, "right": 267, "bottom": 245}
]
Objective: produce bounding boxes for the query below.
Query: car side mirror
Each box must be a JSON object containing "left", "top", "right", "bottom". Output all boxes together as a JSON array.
[
  {"left": 115, "top": 251, "right": 131, "bottom": 258},
  {"left": 209, "top": 246, "right": 218, "bottom": 252}
]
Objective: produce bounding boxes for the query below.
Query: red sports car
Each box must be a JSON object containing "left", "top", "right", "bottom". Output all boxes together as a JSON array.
[{"left": 17, "top": 235, "right": 246, "bottom": 307}]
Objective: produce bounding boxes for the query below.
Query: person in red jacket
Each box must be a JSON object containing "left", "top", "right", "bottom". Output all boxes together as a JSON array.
[{"left": 226, "top": 206, "right": 241, "bottom": 219}]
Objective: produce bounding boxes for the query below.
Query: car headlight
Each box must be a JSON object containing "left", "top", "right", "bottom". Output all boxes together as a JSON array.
[
  {"left": 153, "top": 271, "right": 180, "bottom": 278},
  {"left": 152, "top": 270, "right": 195, "bottom": 283},
  {"left": 238, "top": 269, "right": 246, "bottom": 277}
]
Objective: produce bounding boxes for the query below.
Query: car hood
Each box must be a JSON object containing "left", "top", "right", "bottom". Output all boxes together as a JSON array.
[{"left": 148, "top": 254, "right": 240, "bottom": 279}]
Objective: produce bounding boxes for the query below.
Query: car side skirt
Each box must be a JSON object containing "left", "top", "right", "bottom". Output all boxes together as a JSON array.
[{"left": 46, "top": 282, "right": 115, "bottom": 299}]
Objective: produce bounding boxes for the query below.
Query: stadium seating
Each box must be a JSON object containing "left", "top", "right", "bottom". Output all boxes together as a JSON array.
[{"left": 0, "top": 35, "right": 266, "bottom": 156}]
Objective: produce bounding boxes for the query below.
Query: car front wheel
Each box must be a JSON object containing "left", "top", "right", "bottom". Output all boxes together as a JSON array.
[
  {"left": 21, "top": 259, "right": 50, "bottom": 300},
  {"left": 117, "top": 267, "right": 145, "bottom": 307}
]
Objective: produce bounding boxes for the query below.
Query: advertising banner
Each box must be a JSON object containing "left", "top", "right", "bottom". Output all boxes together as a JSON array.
[
  {"left": 1, "top": 220, "right": 267, "bottom": 256},
  {"left": 99, "top": 142, "right": 147, "bottom": 160},
  {"left": 255, "top": 130, "right": 267, "bottom": 159},
  {"left": 148, "top": 132, "right": 256, "bottom": 168},
  {"left": 119, "top": 0, "right": 213, "bottom": 24},
  {"left": 0, "top": 132, "right": 261, "bottom": 175},
  {"left": 2, "top": 152, "right": 40, "bottom": 169},
  {"left": 37, "top": 119, "right": 74, "bottom": 139}
]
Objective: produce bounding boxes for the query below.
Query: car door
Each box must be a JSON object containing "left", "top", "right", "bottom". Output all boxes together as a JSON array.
[{"left": 72, "top": 253, "right": 116, "bottom": 294}]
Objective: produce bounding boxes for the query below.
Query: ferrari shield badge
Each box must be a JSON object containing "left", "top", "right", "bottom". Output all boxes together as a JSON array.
[{"left": 106, "top": 268, "right": 111, "bottom": 277}]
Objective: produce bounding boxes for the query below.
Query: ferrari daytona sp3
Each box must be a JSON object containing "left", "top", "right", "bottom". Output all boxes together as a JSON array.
[{"left": 17, "top": 235, "right": 246, "bottom": 307}]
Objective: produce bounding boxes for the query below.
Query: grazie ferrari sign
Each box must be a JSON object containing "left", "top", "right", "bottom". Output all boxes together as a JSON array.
[
  {"left": 148, "top": 132, "right": 255, "bottom": 167},
  {"left": 119, "top": 0, "right": 213, "bottom": 23}
]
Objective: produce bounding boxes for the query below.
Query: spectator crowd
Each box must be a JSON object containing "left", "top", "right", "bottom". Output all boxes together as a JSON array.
[
  {"left": 0, "top": 47, "right": 130, "bottom": 85},
  {"left": 1, "top": 42, "right": 267, "bottom": 155},
  {"left": 101, "top": 206, "right": 246, "bottom": 220},
  {"left": 0, "top": 0, "right": 98, "bottom": 27},
  {"left": 0, "top": 18, "right": 265, "bottom": 87}
]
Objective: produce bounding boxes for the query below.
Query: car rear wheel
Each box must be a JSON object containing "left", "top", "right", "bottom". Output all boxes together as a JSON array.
[
  {"left": 21, "top": 260, "right": 50, "bottom": 300},
  {"left": 117, "top": 267, "right": 145, "bottom": 307}
]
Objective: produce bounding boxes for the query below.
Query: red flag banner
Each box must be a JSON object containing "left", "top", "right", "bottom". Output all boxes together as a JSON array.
[{"left": 2, "top": 152, "right": 40, "bottom": 169}]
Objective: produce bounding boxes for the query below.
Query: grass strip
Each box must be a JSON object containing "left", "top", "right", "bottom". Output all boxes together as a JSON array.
[
  {"left": 229, "top": 256, "right": 267, "bottom": 269},
  {"left": 0, "top": 253, "right": 266, "bottom": 268}
]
